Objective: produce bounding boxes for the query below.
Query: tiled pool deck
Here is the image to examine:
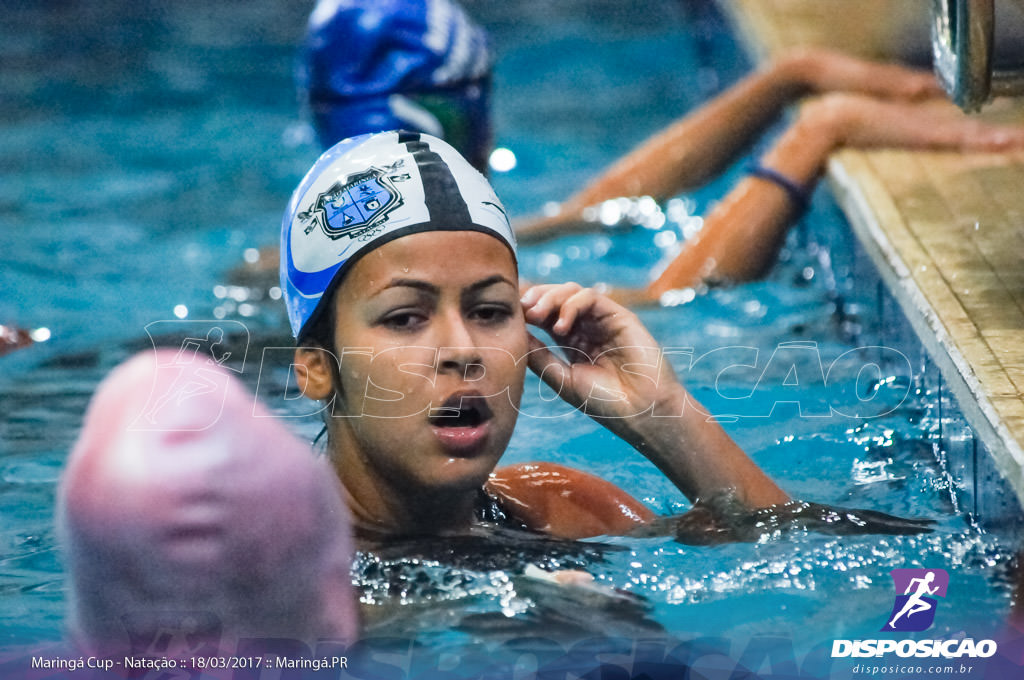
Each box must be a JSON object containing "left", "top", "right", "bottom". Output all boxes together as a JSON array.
[{"left": 725, "top": 0, "right": 1024, "bottom": 508}]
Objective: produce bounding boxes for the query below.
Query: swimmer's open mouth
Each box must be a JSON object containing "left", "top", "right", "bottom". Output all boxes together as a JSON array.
[{"left": 429, "top": 393, "right": 493, "bottom": 428}]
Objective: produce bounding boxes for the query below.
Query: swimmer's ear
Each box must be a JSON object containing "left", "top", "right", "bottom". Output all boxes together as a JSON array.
[{"left": 293, "top": 348, "right": 334, "bottom": 401}]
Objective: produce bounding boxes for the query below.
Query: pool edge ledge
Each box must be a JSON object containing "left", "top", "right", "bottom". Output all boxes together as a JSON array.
[{"left": 826, "top": 154, "right": 1024, "bottom": 512}]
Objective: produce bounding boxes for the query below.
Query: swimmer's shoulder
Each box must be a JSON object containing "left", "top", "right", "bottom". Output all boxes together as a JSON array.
[{"left": 485, "top": 462, "right": 655, "bottom": 540}]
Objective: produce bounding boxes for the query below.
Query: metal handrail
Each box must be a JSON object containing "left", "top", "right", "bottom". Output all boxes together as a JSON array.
[{"left": 931, "top": 0, "right": 1024, "bottom": 111}]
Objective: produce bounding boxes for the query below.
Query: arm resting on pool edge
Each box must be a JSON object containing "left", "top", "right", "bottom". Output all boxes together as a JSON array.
[
  {"left": 602, "top": 94, "right": 1024, "bottom": 304},
  {"left": 520, "top": 282, "right": 789, "bottom": 511},
  {"left": 514, "top": 48, "right": 943, "bottom": 244}
]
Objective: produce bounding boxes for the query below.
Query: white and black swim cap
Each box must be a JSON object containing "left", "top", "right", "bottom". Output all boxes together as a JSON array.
[{"left": 281, "top": 130, "right": 516, "bottom": 339}]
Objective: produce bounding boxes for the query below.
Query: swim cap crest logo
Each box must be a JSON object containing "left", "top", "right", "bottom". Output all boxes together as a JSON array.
[
  {"left": 298, "top": 165, "right": 409, "bottom": 241},
  {"left": 881, "top": 568, "right": 949, "bottom": 632}
]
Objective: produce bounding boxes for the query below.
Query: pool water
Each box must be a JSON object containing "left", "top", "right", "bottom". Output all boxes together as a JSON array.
[{"left": 1, "top": 0, "right": 1020, "bottom": 675}]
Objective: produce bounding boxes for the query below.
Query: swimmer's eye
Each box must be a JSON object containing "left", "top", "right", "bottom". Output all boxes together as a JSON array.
[
  {"left": 379, "top": 310, "right": 428, "bottom": 331},
  {"left": 468, "top": 303, "right": 513, "bottom": 325}
]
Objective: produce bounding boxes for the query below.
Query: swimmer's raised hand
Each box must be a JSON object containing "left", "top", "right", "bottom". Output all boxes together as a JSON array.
[
  {"left": 520, "top": 282, "right": 788, "bottom": 509},
  {"left": 520, "top": 282, "right": 679, "bottom": 423}
]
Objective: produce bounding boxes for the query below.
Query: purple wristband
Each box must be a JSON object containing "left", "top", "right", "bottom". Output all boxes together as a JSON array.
[{"left": 746, "top": 162, "right": 811, "bottom": 212}]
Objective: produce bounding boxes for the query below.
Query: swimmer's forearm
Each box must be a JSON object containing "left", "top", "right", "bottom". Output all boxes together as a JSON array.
[
  {"left": 534, "top": 50, "right": 937, "bottom": 226},
  {"left": 603, "top": 285, "right": 661, "bottom": 307},
  {"left": 644, "top": 92, "right": 1024, "bottom": 297},
  {"left": 516, "top": 55, "right": 828, "bottom": 242},
  {"left": 622, "top": 385, "right": 789, "bottom": 509},
  {"left": 644, "top": 97, "right": 838, "bottom": 296},
  {"left": 514, "top": 214, "right": 601, "bottom": 244},
  {"left": 517, "top": 53, "right": 943, "bottom": 244},
  {"left": 522, "top": 283, "right": 787, "bottom": 507},
  {"left": 556, "top": 59, "right": 802, "bottom": 212}
]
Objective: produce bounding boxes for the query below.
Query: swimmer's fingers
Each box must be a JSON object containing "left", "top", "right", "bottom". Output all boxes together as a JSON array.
[
  {"left": 522, "top": 282, "right": 647, "bottom": 350},
  {"left": 521, "top": 282, "right": 592, "bottom": 337},
  {"left": 545, "top": 286, "right": 598, "bottom": 338},
  {"left": 522, "top": 283, "right": 691, "bottom": 422},
  {"left": 525, "top": 327, "right": 655, "bottom": 416},
  {"left": 783, "top": 47, "right": 943, "bottom": 101},
  {"left": 808, "top": 94, "right": 1024, "bottom": 152},
  {"left": 528, "top": 280, "right": 593, "bottom": 337},
  {"left": 522, "top": 283, "right": 610, "bottom": 356},
  {"left": 826, "top": 507, "right": 936, "bottom": 536},
  {"left": 525, "top": 333, "right": 586, "bottom": 410}
]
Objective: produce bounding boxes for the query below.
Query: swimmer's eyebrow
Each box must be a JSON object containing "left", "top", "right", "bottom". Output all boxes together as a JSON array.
[
  {"left": 377, "top": 275, "right": 515, "bottom": 297},
  {"left": 378, "top": 279, "right": 440, "bottom": 296},
  {"left": 464, "top": 274, "right": 516, "bottom": 295}
]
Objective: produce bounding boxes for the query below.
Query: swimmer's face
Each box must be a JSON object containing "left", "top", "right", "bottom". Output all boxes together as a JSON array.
[{"left": 297, "top": 231, "right": 527, "bottom": 506}]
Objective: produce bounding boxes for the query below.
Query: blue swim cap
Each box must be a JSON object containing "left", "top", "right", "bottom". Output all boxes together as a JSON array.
[
  {"left": 281, "top": 130, "right": 516, "bottom": 340},
  {"left": 298, "top": 0, "right": 492, "bottom": 171}
]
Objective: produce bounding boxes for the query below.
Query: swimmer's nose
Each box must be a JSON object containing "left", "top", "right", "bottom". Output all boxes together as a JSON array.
[
  {"left": 438, "top": 352, "right": 485, "bottom": 381},
  {"left": 436, "top": 312, "right": 483, "bottom": 379}
]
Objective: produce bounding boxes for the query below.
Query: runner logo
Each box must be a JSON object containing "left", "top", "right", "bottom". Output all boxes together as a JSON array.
[{"left": 881, "top": 568, "right": 949, "bottom": 632}]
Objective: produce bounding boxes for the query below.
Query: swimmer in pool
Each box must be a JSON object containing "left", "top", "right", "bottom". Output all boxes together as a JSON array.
[
  {"left": 281, "top": 130, "right": 933, "bottom": 543},
  {"left": 58, "top": 350, "right": 357, "bottom": 653}
]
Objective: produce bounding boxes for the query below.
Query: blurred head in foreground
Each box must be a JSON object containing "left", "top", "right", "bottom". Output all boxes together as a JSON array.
[{"left": 58, "top": 349, "right": 357, "bottom": 653}]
